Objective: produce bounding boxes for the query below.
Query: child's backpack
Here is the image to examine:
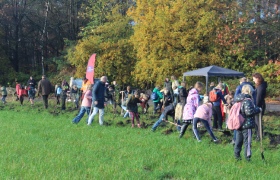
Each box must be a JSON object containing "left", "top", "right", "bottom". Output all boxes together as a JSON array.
[
  {"left": 151, "top": 92, "right": 158, "bottom": 101},
  {"left": 209, "top": 89, "right": 220, "bottom": 102},
  {"left": 56, "top": 87, "right": 62, "bottom": 95},
  {"left": 227, "top": 98, "right": 251, "bottom": 130}
]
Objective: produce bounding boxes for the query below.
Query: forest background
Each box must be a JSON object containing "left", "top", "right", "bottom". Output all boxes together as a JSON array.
[{"left": 1, "top": 0, "right": 280, "bottom": 96}]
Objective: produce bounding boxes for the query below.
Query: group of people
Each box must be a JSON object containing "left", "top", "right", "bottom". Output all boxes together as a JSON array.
[{"left": 0, "top": 72, "right": 267, "bottom": 161}]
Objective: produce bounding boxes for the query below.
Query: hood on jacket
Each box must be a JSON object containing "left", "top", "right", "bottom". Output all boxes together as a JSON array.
[
  {"left": 1, "top": 86, "right": 6, "bottom": 90},
  {"left": 240, "top": 82, "right": 254, "bottom": 88},
  {"left": 234, "top": 93, "right": 252, "bottom": 103},
  {"left": 153, "top": 88, "right": 159, "bottom": 93},
  {"left": 189, "top": 88, "right": 198, "bottom": 96}
]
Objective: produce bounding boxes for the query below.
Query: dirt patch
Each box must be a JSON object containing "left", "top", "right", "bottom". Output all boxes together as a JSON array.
[
  {"left": 116, "top": 121, "right": 124, "bottom": 126},
  {"left": 161, "top": 128, "right": 173, "bottom": 135},
  {"left": 265, "top": 111, "right": 280, "bottom": 117},
  {"left": 264, "top": 132, "right": 280, "bottom": 146},
  {"left": 221, "top": 130, "right": 232, "bottom": 137},
  {"left": 140, "top": 121, "right": 148, "bottom": 129},
  {"left": 125, "top": 119, "right": 131, "bottom": 124},
  {"left": 103, "top": 121, "right": 112, "bottom": 126}
]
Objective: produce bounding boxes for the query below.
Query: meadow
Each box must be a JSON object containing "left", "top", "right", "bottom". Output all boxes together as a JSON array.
[{"left": 0, "top": 100, "right": 280, "bottom": 179}]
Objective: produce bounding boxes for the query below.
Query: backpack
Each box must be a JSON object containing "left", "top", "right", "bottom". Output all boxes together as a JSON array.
[
  {"left": 151, "top": 92, "right": 158, "bottom": 101},
  {"left": 227, "top": 98, "right": 251, "bottom": 130},
  {"left": 209, "top": 89, "right": 220, "bottom": 102},
  {"left": 56, "top": 87, "right": 62, "bottom": 95}
]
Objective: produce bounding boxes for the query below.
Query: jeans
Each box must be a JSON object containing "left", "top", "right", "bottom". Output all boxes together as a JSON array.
[
  {"left": 177, "top": 120, "right": 181, "bottom": 131},
  {"left": 2, "top": 95, "right": 7, "bottom": 104},
  {"left": 193, "top": 118, "right": 217, "bottom": 141},
  {"left": 20, "top": 95, "right": 24, "bottom": 105},
  {"left": 88, "top": 107, "right": 105, "bottom": 125},
  {"left": 42, "top": 95, "right": 49, "bottom": 109},
  {"left": 72, "top": 106, "right": 91, "bottom": 124},
  {"left": 152, "top": 114, "right": 165, "bottom": 130},
  {"left": 233, "top": 130, "right": 237, "bottom": 141},
  {"left": 212, "top": 106, "right": 223, "bottom": 129},
  {"left": 153, "top": 101, "right": 162, "bottom": 111},
  {"left": 74, "top": 98, "right": 79, "bottom": 108},
  {"left": 56, "top": 95, "right": 60, "bottom": 105},
  {"left": 121, "top": 105, "right": 131, "bottom": 118},
  {"left": 225, "top": 113, "right": 229, "bottom": 129},
  {"left": 234, "top": 129, "right": 252, "bottom": 160}
]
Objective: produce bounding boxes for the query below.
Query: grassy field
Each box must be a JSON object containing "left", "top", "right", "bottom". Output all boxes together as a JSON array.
[{"left": 0, "top": 100, "right": 280, "bottom": 179}]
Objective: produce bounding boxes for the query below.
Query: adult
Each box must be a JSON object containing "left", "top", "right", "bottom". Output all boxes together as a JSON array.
[
  {"left": 27, "top": 76, "right": 37, "bottom": 88},
  {"left": 208, "top": 82, "right": 215, "bottom": 93},
  {"left": 80, "top": 77, "right": 90, "bottom": 100},
  {"left": 152, "top": 86, "right": 163, "bottom": 114},
  {"left": 234, "top": 85, "right": 261, "bottom": 161},
  {"left": 88, "top": 76, "right": 107, "bottom": 126},
  {"left": 171, "top": 75, "right": 180, "bottom": 90},
  {"left": 37, "top": 75, "right": 52, "bottom": 109},
  {"left": 164, "top": 77, "right": 173, "bottom": 96},
  {"left": 27, "top": 76, "right": 37, "bottom": 106},
  {"left": 211, "top": 84, "right": 227, "bottom": 131},
  {"left": 253, "top": 73, "right": 267, "bottom": 141},
  {"left": 61, "top": 80, "right": 70, "bottom": 110},
  {"left": 234, "top": 77, "right": 256, "bottom": 104}
]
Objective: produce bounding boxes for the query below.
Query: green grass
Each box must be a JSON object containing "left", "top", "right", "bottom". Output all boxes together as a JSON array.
[{"left": 0, "top": 100, "right": 280, "bottom": 179}]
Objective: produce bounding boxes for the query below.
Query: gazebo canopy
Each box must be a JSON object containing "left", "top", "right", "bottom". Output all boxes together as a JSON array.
[{"left": 183, "top": 65, "right": 245, "bottom": 93}]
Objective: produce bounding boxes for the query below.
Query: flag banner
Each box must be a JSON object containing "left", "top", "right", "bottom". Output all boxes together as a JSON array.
[{"left": 86, "top": 54, "right": 96, "bottom": 84}]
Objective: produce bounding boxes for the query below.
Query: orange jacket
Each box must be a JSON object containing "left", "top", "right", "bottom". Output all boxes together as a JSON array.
[{"left": 81, "top": 80, "right": 90, "bottom": 91}]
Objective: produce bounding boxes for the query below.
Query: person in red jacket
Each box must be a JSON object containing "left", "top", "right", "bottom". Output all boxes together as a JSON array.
[{"left": 19, "top": 86, "right": 28, "bottom": 106}]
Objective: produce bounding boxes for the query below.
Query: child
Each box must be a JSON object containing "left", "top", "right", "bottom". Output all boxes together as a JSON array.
[
  {"left": 0, "top": 85, "right": 7, "bottom": 104},
  {"left": 18, "top": 86, "right": 28, "bottom": 106},
  {"left": 180, "top": 82, "right": 204, "bottom": 138},
  {"left": 61, "top": 80, "right": 69, "bottom": 110},
  {"left": 126, "top": 91, "right": 143, "bottom": 128},
  {"left": 152, "top": 86, "right": 163, "bottom": 114},
  {"left": 71, "top": 85, "right": 81, "bottom": 109},
  {"left": 224, "top": 90, "right": 235, "bottom": 129},
  {"left": 234, "top": 85, "right": 261, "bottom": 161},
  {"left": 140, "top": 94, "right": 150, "bottom": 114},
  {"left": 121, "top": 99, "right": 131, "bottom": 118},
  {"left": 72, "top": 84, "right": 93, "bottom": 124},
  {"left": 192, "top": 101, "right": 218, "bottom": 142},
  {"left": 161, "top": 90, "right": 172, "bottom": 112},
  {"left": 151, "top": 103, "right": 176, "bottom": 131},
  {"left": 55, "top": 84, "right": 62, "bottom": 105},
  {"left": 28, "top": 86, "right": 36, "bottom": 106}
]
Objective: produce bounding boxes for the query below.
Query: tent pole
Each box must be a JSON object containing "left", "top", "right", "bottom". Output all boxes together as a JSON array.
[
  {"left": 206, "top": 75, "right": 209, "bottom": 95},
  {"left": 183, "top": 76, "right": 185, "bottom": 82}
]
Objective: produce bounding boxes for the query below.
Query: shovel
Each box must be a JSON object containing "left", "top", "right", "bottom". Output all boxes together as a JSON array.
[{"left": 259, "top": 112, "right": 265, "bottom": 160}]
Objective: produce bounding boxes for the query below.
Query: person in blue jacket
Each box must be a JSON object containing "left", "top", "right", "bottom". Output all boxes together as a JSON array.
[
  {"left": 234, "top": 77, "right": 256, "bottom": 105},
  {"left": 212, "top": 84, "right": 227, "bottom": 131},
  {"left": 87, "top": 76, "right": 107, "bottom": 126}
]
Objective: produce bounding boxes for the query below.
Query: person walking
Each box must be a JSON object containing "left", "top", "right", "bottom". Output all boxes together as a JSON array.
[
  {"left": 37, "top": 75, "right": 52, "bottom": 109},
  {"left": 252, "top": 73, "right": 267, "bottom": 141},
  {"left": 72, "top": 84, "right": 93, "bottom": 124},
  {"left": 87, "top": 76, "right": 107, "bottom": 126},
  {"left": 27, "top": 76, "right": 37, "bottom": 106},
  {"left": 234, "top": 85, "right": 261, "bottom": 161}
]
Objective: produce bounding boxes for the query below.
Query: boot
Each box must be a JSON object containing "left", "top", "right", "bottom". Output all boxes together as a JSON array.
[
  {"left": 179, "top": 124, "right": 188, "bottom": 138},
  {"left": 131, "top": 124, "right": 135, "bottom": 128},
  {"left": 137, "top": 124, "right": 141, "bottom": 128}
]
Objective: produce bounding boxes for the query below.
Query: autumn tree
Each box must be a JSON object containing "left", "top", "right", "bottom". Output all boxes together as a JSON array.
[{"left": 128, "top": 0, "right": 227, "bottom": 87}]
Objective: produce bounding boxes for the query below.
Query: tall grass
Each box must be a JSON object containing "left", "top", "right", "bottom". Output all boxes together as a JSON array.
[{"left": 0, "top": 101, "right": 279, "bottom": 179}]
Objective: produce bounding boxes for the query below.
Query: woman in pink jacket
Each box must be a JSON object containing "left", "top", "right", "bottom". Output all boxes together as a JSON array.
[
  {"left": 193, "top": 101, "right": 218, "bottom": 142},
  {"left": 179, "top": 82, "right": 204, "bottom": 138}
]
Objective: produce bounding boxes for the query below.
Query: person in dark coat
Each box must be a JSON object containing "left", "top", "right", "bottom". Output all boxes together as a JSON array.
[
  {"left": 234, "top": 77, "right": 256, "bottom": 104},
  {"left": 126, "top": 91, "right": 143, "bottom": 128},
  {"left": 87, "top": 76, "right": 107, "bottom": 126},
  {"left": 27, "top": 76, "right": 37, "bottom": 88},
  {"left": 178, "top": 82, "right": 192, "bottom": 107},
  {"left": 61, "top": 80, "right": 70, "bottom": 110},
  {"left": 234, "top": 85, "right": 261, "bottom": 161},
  {"left": 253, "top": 73, "right": 267, "bottom": 141},
  {"left": 162, "top": 90, "right": 172, "bottom": 110},
  {"left": 37, "top": 75, "right": 52, "bottom": 109}
]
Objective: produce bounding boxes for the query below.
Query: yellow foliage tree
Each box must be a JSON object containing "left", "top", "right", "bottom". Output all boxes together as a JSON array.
[{"left": 128, "top": 0, "right": 226, "bottom": 87}]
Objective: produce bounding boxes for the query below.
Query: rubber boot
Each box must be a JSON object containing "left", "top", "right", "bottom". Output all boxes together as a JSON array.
[{"left": 179, "top": 124, "right": 188, "bottom": 138}]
